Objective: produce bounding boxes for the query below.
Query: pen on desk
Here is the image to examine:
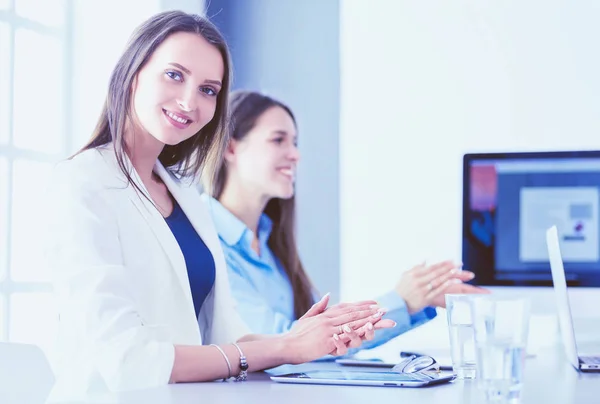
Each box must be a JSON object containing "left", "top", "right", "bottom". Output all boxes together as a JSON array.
[{"left": 400, "top": 351, "right": 427, "bottom": 358}]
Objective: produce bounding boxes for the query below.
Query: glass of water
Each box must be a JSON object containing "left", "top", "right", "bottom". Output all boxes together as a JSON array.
[
  {"left": 445, "top": 294, "right": 477, "bottom": 379},
  {"left": 470, "top": 296, "right": 530, "bottom": 403}
]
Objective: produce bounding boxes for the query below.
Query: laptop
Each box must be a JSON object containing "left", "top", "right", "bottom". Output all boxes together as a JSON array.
[{"left": 546, "top": 225, "right": 600, "bottom": 371}]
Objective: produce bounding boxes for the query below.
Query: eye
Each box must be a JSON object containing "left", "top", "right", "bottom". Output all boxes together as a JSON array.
[
  {"left": 165, "top": 70, "right": 183, "bottom": 82},
  {"left": 200, "top": 86, "right": 218, "bottom": 96},
  {"left": 273, "top": 137, "right": 284, "bottom": 144}
]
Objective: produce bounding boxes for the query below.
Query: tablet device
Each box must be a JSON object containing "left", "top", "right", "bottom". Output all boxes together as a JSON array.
[
  {"left": 270, "top": 370, "right": 455, "bottom": 387},
  {"left": 335, "top": 358, "right": 395, "bottom": 368},
  {"left": 335, "top": 357, "right": 453, "bottom": 371}
]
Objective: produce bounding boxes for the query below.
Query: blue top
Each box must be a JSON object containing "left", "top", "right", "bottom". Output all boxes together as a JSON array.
[
  {"left": 202, "top": 195, "right": 437, "bottom": 354},
  {"left": 165, "top": 200, "right": 216, "bottom": 317}
]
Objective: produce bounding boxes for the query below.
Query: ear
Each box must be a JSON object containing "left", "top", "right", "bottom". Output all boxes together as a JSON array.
[{"left": 223, "top": 138, "right": 238, "bottom": 163}]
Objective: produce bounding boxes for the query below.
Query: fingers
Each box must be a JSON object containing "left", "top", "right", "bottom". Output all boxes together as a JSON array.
[
  {"left": 428, "top": 260, "right": 457, "bottom": 273},
  {"left": 338, "top": 326, "right": 362, "bottom": 349},
  {"left": 330, "top": 307, "right": 381, "bottom": 326},
  {"left": 355, "top": 322, "right": 375, "bottom": 341},
  {"left": 299, "top": 293, "right": 330, "bottom": 320},
  {"left": 344, "top": 327, "right": 362, "bottom": 349},
  {"left": 332, "top": 333, "right": 348, "bottom": 356},
  {"left": 425, "top": 277, "right": 452, "bottom": 300},
  {"left": 324, "top": 301, "right": 379, "bottom": 317},
  {"left": 434, "top": 283, "right": 491, "bottom": 308},
  {"left": 339, "top": 319, "right": 396, "bottom": 350},
  {"left": 419, "top": 261, "right": 459, "bottom": 287},
  {"left": 363, "top": 323, "right": 375, "bottom": 341},
  {"left": 423, "top": 265, "right": 466, "bottom": 297},
  {"left": 342, "top": 308, "right": 388, "bottom": 330},
  {"left": 455, "top": 270, "right": 476, "bottom": 282},
  {"left": 325, "top": 300, "right": 379, "bottom": 312},
  {"left": 347, "top": 318, "right": 395, "bottom": 340},
  {"left": 373, "top": 319, "right": 396, "bottom": 330},
  {"left": 459, "top": 284, "right": 491, "bottom": 294}
]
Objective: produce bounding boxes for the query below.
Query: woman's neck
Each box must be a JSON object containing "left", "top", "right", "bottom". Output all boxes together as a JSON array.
[
  {"left": 124, "top": 129, "right": 165, "bottom": 184},
  {"left": 218, "top": 184, "right": 268, "bottom": 236}
]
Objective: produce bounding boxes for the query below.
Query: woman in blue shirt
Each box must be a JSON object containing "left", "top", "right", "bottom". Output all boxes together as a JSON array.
[{"left": 202, "top": 90, "right": 488, "bottom": 352}]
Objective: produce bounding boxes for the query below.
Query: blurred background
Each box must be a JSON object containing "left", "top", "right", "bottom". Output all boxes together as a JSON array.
[{"left": 2, "top": 0, "right": 600, "bottom": 357}]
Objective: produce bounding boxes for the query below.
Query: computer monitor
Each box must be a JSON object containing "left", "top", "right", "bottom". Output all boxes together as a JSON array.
[{"left": 462, "top": 150, "right": 600, "bottom": 287}]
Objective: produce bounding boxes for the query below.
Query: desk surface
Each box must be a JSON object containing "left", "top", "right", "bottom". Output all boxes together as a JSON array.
[{"left": 113, "top": 344, "right": 598, "bottom": 404}]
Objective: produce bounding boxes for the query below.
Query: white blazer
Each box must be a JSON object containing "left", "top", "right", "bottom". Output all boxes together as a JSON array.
[{"left": 44, "top": 146, "right": 249, "bottom": 402}]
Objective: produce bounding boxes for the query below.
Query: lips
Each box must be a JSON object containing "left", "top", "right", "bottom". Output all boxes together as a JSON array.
[
  {"left": 162, "top": 109, "right": 192, "bottom": 129},
  {"left": 278, "top": 167, "right": 295, "bottom": 179}
]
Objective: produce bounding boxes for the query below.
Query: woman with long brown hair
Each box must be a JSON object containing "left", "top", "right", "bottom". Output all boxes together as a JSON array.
[
  {"left": 202, "top": 90, "right": 489, "bottom": 353},
  {"left": 44, "top": 12, "right": 393, "bottom": 403}
]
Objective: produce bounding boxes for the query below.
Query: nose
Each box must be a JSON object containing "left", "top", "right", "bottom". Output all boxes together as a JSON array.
[
  {"left": 288, "top": 144, "right": 300, "bottom": 162},
  {"left": 176, "top": 86, "right": 197, "bottom": 113},
  {"left": 177, "top": 99, "right": 193, "bottom": 112}
]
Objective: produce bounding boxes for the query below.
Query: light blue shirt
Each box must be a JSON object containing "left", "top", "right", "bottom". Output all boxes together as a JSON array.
[{"left": 202, "top": 195, "right": 437, "bottom": 354}]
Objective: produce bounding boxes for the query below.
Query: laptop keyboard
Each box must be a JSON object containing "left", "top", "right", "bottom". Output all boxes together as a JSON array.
[{"left": 581, "top": 356, "right": 600, "bottom": 364}]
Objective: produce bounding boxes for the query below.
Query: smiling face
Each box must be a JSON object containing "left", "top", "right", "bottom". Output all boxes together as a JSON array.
[
  {"left": 131, "top": 31, "right": 224, "bottom": 146},
  {"left": 225, "top": 106, "right": 300, "bottom": 200}
]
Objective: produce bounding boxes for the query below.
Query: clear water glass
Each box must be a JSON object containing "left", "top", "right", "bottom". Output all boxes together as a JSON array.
[
  {"left": 445, "top": 294, "right": 477, "bottom": 379},
  {"left": 470, "top": 296, "right": 531, "bottom": 403}
]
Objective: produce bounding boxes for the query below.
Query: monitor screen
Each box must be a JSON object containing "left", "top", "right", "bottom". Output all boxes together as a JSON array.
[{"left": 463, "top": 150, "right": 600, "bottom": 287}]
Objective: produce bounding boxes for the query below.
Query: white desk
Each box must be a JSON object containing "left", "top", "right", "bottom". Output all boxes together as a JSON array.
[
  {"left": 4, "top": 315, "right": 597, "bottom": 403},
  {"left": 111, "top": 344, "right": 599, "bottom": 404}
]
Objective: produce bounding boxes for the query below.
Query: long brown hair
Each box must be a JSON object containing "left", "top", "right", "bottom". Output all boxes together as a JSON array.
[
  {"left": 207, "top": 90, "right": 315, "bottom": 319},
  {"left": 76, "top": 10, "right": 231, "bottom": 189}
]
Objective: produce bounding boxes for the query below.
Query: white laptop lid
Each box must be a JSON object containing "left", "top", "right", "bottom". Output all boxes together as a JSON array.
[{"left": 546, "top": 225, "right": 581, "bottom": 370}]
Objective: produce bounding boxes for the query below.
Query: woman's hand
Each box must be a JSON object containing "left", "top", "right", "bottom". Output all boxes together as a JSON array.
[
  {"left": 283, "top": 295, "right": 395, "bottom": 364},
  {"left": 319, "top": 301, "right": 396, "bottom": 354},
  {"left": 395, "top": 260, "right": 488, "bottom": 313},
  {"left": 430, "top": 281, "right": 490, "bottom": 308}
]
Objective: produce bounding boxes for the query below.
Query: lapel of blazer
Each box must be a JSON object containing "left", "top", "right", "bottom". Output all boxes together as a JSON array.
[{"left": 99, "top": 148, "right": 199, "bottom": 340}]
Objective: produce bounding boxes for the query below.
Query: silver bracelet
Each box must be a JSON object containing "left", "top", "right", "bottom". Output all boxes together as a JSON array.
[
  {"left": 232, "top": 343, "right": 248, "bottom": 382},
  {"left": 210, "top": 344, "right": 232, "bottom": 381}
]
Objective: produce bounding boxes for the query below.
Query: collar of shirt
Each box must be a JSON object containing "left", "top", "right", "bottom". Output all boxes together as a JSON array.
[{"left": 204, "top": 195, "right": 273, "bottom": 251}]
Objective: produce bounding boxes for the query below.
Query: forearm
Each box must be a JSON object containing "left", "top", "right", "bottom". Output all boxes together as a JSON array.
[{"left": 170, "top": 336, "right": 289, "bottom": 383}]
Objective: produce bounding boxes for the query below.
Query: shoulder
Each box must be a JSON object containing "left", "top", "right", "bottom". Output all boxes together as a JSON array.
[
  {"left": 197, "top": 193, "right": 244, "bottom": 244},
  {"left": 199, "top": 192, "right": 210, "bottom": 204},
  {"left": 55, "top": 146, "right": 122, "bottom": 183},
  {"left": 49, "top": 146, "right": 126, "bottom": 203}
]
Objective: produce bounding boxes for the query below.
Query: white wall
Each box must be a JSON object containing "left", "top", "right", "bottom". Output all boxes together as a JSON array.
[
  {"left": 205, "top": 0, "right": 342, "bottom": 302},
  {"left": 340, "top": 1, "right": 600, "bottom": 310},
  {"left": 70, "top": 0, "right": 161, "bottom": 151}
]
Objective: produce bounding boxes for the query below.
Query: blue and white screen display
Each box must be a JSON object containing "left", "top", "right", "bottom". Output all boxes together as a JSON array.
[{"left": 463, "top": 153, "right": 600, "bottom": 286}]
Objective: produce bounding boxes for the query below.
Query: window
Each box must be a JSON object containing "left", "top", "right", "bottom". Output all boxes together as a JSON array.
[
  {"left": 1, "top": 0, "right": 171, "bottom": 356},
  {"left": 0, "top": 0, "right": 69, "bottom": 354},
  {"left": 0, "top": 157, "right": 7, "bottom": 284},
  {"left": 0, "top": 21, "right": 10, "bottom": 145}
]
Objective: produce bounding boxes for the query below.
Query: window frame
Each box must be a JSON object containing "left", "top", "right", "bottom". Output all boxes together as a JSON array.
[{"left": 0, "top": 0, "right": 72, "bottom": 344}]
